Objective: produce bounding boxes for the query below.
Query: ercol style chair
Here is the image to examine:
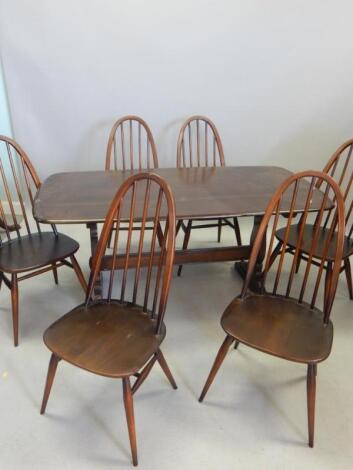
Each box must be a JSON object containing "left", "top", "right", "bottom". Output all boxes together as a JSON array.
[
  {"left": 199, "top": 171, "right": 345, "bottom": 448},
  {"left": 40, "top": 173, "right": 177, "bottom": 467},
  {"left": 270, "top": 139, "right": 353, "bottom": 299},
  {"left": 105, "top": 115, "right": 158, "bottom": 171},
  {"left": 0, "top": 135, "right": 87, "bottom": 346},
  {"left": 105, "top": 115, "right": 163, "bottom": 246},
  {"left": 176, "top": 116, "right": 242, "bottom": 275}
]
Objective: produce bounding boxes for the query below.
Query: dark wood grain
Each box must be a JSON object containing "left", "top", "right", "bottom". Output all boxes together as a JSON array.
[
  {"left": 0, "top": 135, "right": 87, "bottom": 346},
  {"left": 199, "top": 170, "right": 345, "bottom": 449},
  {"left": 272, "top": 138, "right": 353, "bottom": 298},
  {"left": 40, "top": 173, "right": 177, "bottom": 466}
]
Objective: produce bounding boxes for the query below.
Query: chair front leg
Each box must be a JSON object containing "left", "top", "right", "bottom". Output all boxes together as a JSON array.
[
  {"left": 199, "top": 334, "right": 234, "bottom": 403},
  {"left": 233, "top": 217, "right": 242, "bottom": 246},
  {"left": 177, "top": 220, "right": 192, "bottom": 276},
  {"left": 52, "top": 263, "right": 59, "bottom": 284},
  {"left": 11, "top": 273, "right": 19, "bottom": 347},
  {"left": 307, "top": 363, "right": 316, "bottom": 448},
  {"left": 344, "top": 258, "right": 353, "bottom": 300},
  {"left": 217, "top": 218, "right": 222, "bottom": 243},
  {"left": 40, "top": 353, "right": 60, "bottom": 414},
  {"left": 123, "top": 377, "right": 138, "bottom": 466},
  {"left": 69, "top": 255, "right": 88, "bottom": 293}
]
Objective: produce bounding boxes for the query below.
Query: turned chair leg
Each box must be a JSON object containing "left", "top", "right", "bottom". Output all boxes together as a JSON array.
[
  {"left": 157, "top": 349, "right": 178, "bottom": 389},
  {"left": 217, "top": 218, "right": 222, "bottom": 243},
  {"left": 52, "top": 263, "right": 59, "bottom": 284},
  {"left": 11, "top": 273, "right": 19, "bottom": 347},
  {"left": 70, "top": 255, "right": 88, "bottom": 293},
  {"left": 123, "top": 377, "right": 138, "bottom": 466},
  {"left": 307, "top": 363, "right": 316, "bottom": 448},
  {"left": 178, "top": 220, "right": 192, "bottom": 276},
  {"left": 233, "top": 217, "right": 242, "bottom": 246},
  {"left": 324, "top": 262, "right": 333, "bottom": 312},
  {"left": 40, "top": 353, "right": 60, "bottom": 414},
  {"left": 199, "top": 335, "right": 234, "bottom": 403},
  {"left": 344, "top": 258, "right": 353, "bottom": 300}
]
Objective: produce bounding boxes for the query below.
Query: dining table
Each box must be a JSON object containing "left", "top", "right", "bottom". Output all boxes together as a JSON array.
[{"left": 33, "top": 166, "right": 326, "bottom": 296}]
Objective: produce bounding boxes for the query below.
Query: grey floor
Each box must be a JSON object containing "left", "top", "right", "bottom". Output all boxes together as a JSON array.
[{"left": 0, "top": 220, "right": 352, "bottom": 470}]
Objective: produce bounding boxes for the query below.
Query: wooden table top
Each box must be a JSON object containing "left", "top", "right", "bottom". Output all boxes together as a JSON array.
[{"left": 33, "top": 166, "right": 324, "bottom": 224}]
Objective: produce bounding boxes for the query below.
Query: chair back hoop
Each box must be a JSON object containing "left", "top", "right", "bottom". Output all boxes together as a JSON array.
[
  {"left": 85, "top": 172, "right": 176, "bottom": 334},
  {"left": 241, "top": 170, "right": 345, "bottom": 323},
  {"left": 105, "top": 115, "right": 158, "bottom": 171},
  {"left": 319, "top": 138, "right": 353, "bottom": 239},
  {"left": 176, "top": 115, "right": 225, "bottom": 168},
  {"left": 0, "top": 135, "right": 46, "bottom": 242}
]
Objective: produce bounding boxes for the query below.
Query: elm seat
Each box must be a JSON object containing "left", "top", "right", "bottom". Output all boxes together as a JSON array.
[
  {"left": 221, "top": 295, "right": 333, "bottom": 364},
  {"left": 0, "top": 232, "right": 80, "bottom": 273},
  {"left": 44, "top": 301, "right": 166, "bottom": 378},
  {"left": 276, "top": 225, "right": 353, "bottom": 261}
]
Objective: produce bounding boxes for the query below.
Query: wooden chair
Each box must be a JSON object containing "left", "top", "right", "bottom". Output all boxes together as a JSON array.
[
  {"left": 0, "top": 135, "right": 87, "bottom": 346},
  {"left": 105, "top": 115, "right": 158, "bottom": 171},
  {"left": 199, "top": 170, "right": 345, "bottom": 448},
  {"left": 176, "top": 116, "right": 242, "bottom": 275},
  {"left": 40, "top": 173, "right": 177, "bottom": 467},
  {"left": 105, "top": 115, "right": 163, "bottom": 246},
  {"left": 271, "top": 139, "right": 353, "bottom": 298}
]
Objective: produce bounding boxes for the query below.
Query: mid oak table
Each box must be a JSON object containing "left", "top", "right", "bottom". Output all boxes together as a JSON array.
[{"left": 33, "top": 166, "right": 325, "bottom": 295}]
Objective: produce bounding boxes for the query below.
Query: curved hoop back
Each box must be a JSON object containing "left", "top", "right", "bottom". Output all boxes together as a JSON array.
[
  {"left": 241, "top": 171, "right": 345, "bottom": 323},
  {"left": 105, "top": 116, "right": 158, "bottom": 171},
  {"left": 321, "top": 138, "right": 353, "bottom": 239},
  {"left": 0, "top": 135, "right": 43, "bottom": 241},
  {"left": 176, "top": 116, "right": 225, "bottom": 168},
  {"left": 86, "top": 173, "right": 176, "bottom": 334}
]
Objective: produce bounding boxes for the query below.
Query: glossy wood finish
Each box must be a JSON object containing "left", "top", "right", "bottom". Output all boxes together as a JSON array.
[
  {"left": 176, "top": 116, "right": 241, "bottom": 274},
  {"left": 35, "top": 167, "right": 300, "bottom": 223},
  {"left": 274, "top": 138, "right": 353, "bottom": 298},
  {"left": 199, "top": 171, "right": 345, "bottom": 448},
  {"left": 105, "top": 115, "right": 158, "bottom": 171},
  {"left": 40, "top": 173, "right": 177, "bottom": 466},
  {"left": 0, "top": 135, "right": 87, "bottom": 346}
]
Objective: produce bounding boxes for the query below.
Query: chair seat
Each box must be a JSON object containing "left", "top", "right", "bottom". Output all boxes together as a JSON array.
[
  {"left": 221, "top": 294, "right": 333, "bottom": 363},
  {"left": 276, "top": 224, "right": 353, "bottom": 260},
  {"left": 43, "top": 301, "right": 166, "bottom": 377},
  {"left": 0, "top": 232, "right": 79, "bottom": 273}
]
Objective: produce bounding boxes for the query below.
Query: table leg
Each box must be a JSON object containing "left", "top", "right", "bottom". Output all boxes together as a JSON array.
[
  {"left": 235, "top": 215, "right": 266, "bottom": 293},
  {"left": 87, "top": 222, "right": 102, "bottom": 298}
]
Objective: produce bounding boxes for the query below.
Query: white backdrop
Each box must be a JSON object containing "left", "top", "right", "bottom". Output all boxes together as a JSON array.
[{"left": 1, "top": 0, "right": 353, "bottom": 180}]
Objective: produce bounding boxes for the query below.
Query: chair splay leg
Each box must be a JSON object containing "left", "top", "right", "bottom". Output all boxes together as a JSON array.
[
  {"left": 344, "top": 258, "right": 353, "bottom": 300},
  {"left": 52, "top": 263, "right": 59, "bottom": 285},
  {"left": 40, "top": 353, "right": 60, "bottom": 414},
  {"left": 156, "top": 222, "right": 164, "bottom": 247},
  {"left": 199, "top": 335, "right": 234, "bottom": 403},
  {"left": 177, "top": 220, "right": 192, "bottom": 276},
  {"left": 307, "top": 363, "right": 316, "bottom": 448},
  {"left": 122, "top": 377, "right": 138, "bottom": 466},
  {"left": 69, "top": 255, "right": 88, "bottom": 293},
  {"left": 268, "top": 240, "right": 282, "bottom": 270},
  {"left": 233, "top": 217, "right": 242, "bottom": 246},
  {"left": 132, "top": 354, "right": 158, "bottom": 395},
  {"left": 233, "top": 340, "right": 240, "bottom": 350},
  {"left": 157, "top": 349, "right": 177, "bottom": 390},
  {"left": 217, "top": 218, "right": 222, "bottom": 243},
  {"left": 10, "top": 273, "right": 19, "bottom": 347},
  {"left": 176, "top": 220, "right": 183, "bottom": 237}
]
